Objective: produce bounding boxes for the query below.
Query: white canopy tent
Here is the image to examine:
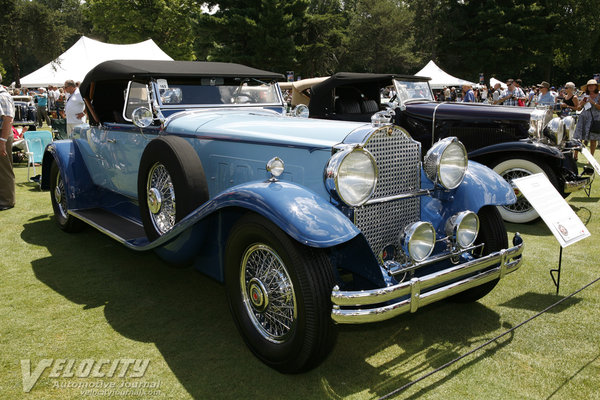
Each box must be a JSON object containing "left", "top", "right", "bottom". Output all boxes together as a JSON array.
[
  {"left": 489, "top": 77, "right": 508, "bottom": 90},
  {"left": 17, "top": 36, "right": 173, "bottom": 87},
  {"left": 414, "top": 60, "right": 476, "bottom": 90}
]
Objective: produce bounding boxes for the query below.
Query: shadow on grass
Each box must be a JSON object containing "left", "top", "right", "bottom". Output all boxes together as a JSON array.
[
  {"left": 499, "top": 292, "right": 581, "bottom": 313},
  {"left": 545, "top": 352, "right": 600, "bottom": 400},
  {"left": 321, "top": 302, "right": 514, "bottom": 399},
  {"left": 21, "top": 217, "right": 515, "bottom": 400}
]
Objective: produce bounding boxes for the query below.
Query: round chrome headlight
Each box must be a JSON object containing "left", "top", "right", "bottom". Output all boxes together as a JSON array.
[
  {"left": 544, "top": 117, "right": 564, "bottom": 145},
  {"left": 424, "top": 137, "right": 468, "bottom": 189},
  {"left": 325, "top": 147, "right": 378, "bottom": 206},
  {"left": 445, "top": 211, "right": 479, "bottom": 248},
  {"left": 401, "top": 221, "right": 436, "bottom": 262}
]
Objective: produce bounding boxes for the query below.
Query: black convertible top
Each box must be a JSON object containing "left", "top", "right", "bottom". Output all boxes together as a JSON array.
[
  {"left": 80, "top": 60, "right": 284, "bottom": 98},
  {"left": 310, "top": 72, "right": 430, "bottom": 94},
  {"left": 308, "top": 72, "right": 431, "bottom": 118}
]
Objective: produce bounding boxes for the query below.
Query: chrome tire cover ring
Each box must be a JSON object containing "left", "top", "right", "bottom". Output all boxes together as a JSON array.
[
  {"left": 146, "top": 163, "right": 176, "bottom": 235},
  {"left": 240, "top": 244, "right": 297, "bottom": 343},
  {"left": 500, "top": 167, "right": 533, "bottom": 213},
  {"left": 54, "top": 171, "right": 68, "bottom": 219}
]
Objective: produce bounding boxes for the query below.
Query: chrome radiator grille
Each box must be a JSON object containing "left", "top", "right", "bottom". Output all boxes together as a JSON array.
[{"left": 354, "top": 126, "right": 421, "bottom": 260}]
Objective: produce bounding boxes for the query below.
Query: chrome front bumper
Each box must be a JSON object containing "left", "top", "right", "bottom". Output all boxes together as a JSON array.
[
  {"left": 331, "top": 233, "right": 524, "bottom": 324},
  {"left": 564, "top": 175, "right": 593, "bottom": 194}
]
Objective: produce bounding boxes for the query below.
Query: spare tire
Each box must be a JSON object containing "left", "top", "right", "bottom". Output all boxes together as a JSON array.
[{"left": 137, "top": 136, "right": 209, "bottom": 241}]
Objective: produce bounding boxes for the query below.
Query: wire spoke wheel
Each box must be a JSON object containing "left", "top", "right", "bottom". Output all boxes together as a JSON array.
[
  {"left": 146, "top": 162, "right": 176, "bottom": 235},
  {"left": 241, "top": 244, "right": 297, "bottom": 343},
  {"left": 499, "top": 167, "right": 533, "bottom": 213},
  {"left": 54, "top": 170, "right": 68, "bottom": 219}
]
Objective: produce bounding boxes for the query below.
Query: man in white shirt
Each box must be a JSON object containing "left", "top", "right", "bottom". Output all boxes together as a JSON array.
[
  {"left": 0, "top": 73, "right": 15, "bottom": 210},
  {"left": 64, "top": 79, "right": 85, "bottom": 135}
]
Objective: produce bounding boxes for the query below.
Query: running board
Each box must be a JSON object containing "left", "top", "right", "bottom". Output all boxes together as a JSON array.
[{"left": 70, "top": 208, "right": 148, "bottom": 246}]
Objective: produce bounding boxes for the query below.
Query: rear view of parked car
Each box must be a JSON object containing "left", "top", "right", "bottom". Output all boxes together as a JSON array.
[
  {"left": 12, "top": 95, "right": 37, "bottom": 131},
  {"left": 42, "top": 60, "right": 524, "bottom": 372}
]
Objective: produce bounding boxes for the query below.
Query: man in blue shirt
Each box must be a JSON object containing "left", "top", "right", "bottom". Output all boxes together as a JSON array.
[
  {"left": 536, "top": 81, "right": 556, "bottom": 107},
  {"left": 34, "top": 88, "right": 50, "bottom": 127},
  {"left": 461, "top": 84, "right": 475, "bottom": 102}
]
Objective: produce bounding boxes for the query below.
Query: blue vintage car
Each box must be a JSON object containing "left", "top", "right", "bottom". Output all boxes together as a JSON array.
[{"left": 41, "top": 60, "right": 524, "bottom": 373}]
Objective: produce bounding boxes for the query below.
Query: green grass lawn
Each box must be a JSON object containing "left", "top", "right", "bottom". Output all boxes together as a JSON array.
[{"left": 1, "top": 159, "right": 599, "bottom": 400}]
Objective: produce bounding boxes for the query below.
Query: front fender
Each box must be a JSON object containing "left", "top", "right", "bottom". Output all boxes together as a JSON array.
[
  {"left": 207, "top": 181, "right": 360, "bottom": 247},
  {"left": 151, "top": 180, "right": 360, "bottom": 253},
  {"left": 421, "top": 161, "right": 515, "bottom": 233},
  {"left": 468, "top": 140, "right": 564, "bottom": 161}
]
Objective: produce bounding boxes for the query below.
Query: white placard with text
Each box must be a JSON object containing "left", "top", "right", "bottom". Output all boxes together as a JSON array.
[
  {"left": 581, "top": 147, "right": 600, "bottom": 176},
  {"left": 513, "top": 173, "right": 590, "bottom": 247}
]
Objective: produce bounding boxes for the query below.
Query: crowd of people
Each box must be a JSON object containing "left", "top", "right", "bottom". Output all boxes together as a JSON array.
[
  {"left": 10, "top": 81, "right": 85, "bottom": 129},
  {"left": 439, "top": 78, "right": 600, "bottom": 156}
]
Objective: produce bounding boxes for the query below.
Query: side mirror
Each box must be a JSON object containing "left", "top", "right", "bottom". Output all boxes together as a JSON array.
[
  {"left": 293, "top": 104, "right": 309, "bottom": 118},
  {"left": 132, "top": 107, "right": 153, "bottom": 128}
]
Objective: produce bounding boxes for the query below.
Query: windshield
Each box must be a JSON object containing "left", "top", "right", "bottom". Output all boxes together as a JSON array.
[
  {"left": 156, "top": 78, "right": 281, "bottom": 107},
  {"left": 393, "top": 79, "right": 434, "bottom": 103}
]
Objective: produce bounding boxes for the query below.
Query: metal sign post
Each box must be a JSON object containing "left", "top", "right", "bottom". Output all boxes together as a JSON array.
[{"left": 513, "top": 174, "right": 590, "bottom": 294}]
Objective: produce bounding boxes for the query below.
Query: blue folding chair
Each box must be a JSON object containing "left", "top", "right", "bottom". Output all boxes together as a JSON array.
[{"left": 24, "top": 130, "right": 53, "bottom": 182}]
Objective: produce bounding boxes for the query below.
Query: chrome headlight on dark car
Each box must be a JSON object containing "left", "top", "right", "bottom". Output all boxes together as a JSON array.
[
  {"left": 528, "top": 107, "right": 553, "bottom": 139},
  {"left": 325, "top": 147, "right": 378, "bottom": 206},
  {"left": 544, "top": 117, "right": 565, "bottom": 145},
  {"left": 423, "top": 137, "right": 468, "bottom": 189},
  {"left": 562, "top": 115, "right": 576, "bottom": 140}
]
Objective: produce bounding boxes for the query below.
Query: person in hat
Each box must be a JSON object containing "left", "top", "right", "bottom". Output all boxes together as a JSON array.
[
  {"left": 575, "top": 79, "right": 600, "bottom": 155},
  {"left": 536, "top": 81, "right": 556, "bottom": 106},
  {"left": 0, "top": 73, "right": 16, "bottom": 210}
]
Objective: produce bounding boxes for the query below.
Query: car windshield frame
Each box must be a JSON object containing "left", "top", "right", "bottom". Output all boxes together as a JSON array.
[
  {"left": 152, "top": 78, "right": 285, "bottom": 109},
  {"left": 392, "top": 79, "right": 435, "bottom": 104}
]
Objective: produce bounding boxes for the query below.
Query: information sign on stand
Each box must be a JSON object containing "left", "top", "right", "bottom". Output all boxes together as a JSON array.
[{"left": 512, "top": 173, "right": 591, "bottom": 293}]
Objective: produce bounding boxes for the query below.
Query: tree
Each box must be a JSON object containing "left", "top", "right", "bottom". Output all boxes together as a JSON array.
[
  {"left": 0, "top": 0, "right": 74, "bottom": 86},
  {"left": 84, "top": 0, "right": 197, "bottom": 60},
  {"left": 194, "top": 0, "right": 308, "bottom": 74},
  {"left": 339, "top": 0, "right": 421, "bottom": 73},
  {"left": 296, "top": 0, "right": 347, "bottom": 77}
]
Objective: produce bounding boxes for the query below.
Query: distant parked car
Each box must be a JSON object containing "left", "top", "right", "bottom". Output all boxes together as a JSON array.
[
  {"left": 42, "top": 60, "right": 524, "bottom": 372},
  {"left": 12, "top": 95, "right": 37, "bottom": 131},
  {"left": 285, "top": 73, "right": 591, "bottom": 223}
]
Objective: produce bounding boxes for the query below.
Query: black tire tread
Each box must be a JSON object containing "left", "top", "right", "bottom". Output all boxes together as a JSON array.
[
  {"left": 50, "top": 161, "right": 85, "bottom": 233},
  {"left": 225, "top": 213, "right": 337, "bottom": 373},
  {"left": 451, "top": 206, "right": 507, "bottom": 303}
]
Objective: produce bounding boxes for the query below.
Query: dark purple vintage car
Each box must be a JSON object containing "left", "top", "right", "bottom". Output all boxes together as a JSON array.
[{"left": 284, "top": 73, "right": 592, "bottom": 223}]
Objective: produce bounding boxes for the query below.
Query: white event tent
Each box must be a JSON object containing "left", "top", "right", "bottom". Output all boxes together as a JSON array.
[
  {"left": 415, "top": 60, "right": 476, "bottom": 90},
  {"left": 18, "top": 36, "right": 173, "bottom": 87},
  {"left": 489, "top": 77, "right": 508, "bottom": 90}
]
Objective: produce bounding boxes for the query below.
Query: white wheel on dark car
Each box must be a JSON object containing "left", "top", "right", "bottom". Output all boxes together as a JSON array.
[{"left": 491, "top": 157, "right": 558, "bottom": 224}]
